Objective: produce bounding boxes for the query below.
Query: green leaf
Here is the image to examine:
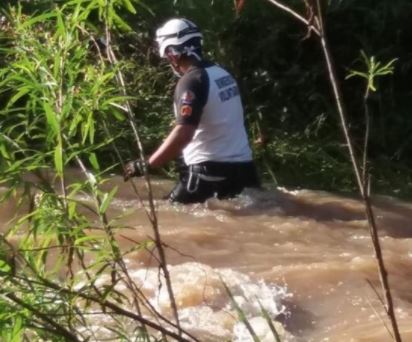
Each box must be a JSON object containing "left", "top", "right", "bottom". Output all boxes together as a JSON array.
[
  {"left": 19, "top": 12, "right": 57, "bottom": 29},
  {"left": 222, "top": 280, "right": 261, "bottom": 342},
  {"left": 7, "top": 87, "right": 30, "bottom": 108},
  {"left": 56, "top": 10, "right": 66, "bottom": 38},
  {"left": 123, "top": 0, "right": 137, "bottom": 14},
  {"left": 89, "top": 153, "right": 100, "bottom": 171},
  {"left": 111, "top": 11, "right": 132, "bottom": 31},
  {"left": 68, "top": 201, "right": 77, "bottom": 219},
  {"left": 11, "top": 316, "right": 22, "bottom": 342},
  {"left": 0, "top": 260, "right": 11, "bottom": 273},
  {"left": 88, "top": 112, "right": 95, "bottom": 144},
  {"left": 345, "top": 70, "right": 368, "bottom": 80},
  {"left": 99, "top": 186, "right": 118, "bottom": 215},
  {"left": 54, "top": 143, "right": 63, "bottom": 175},
  {"left": 258, "top": 300, "right": 282, "bottom": 342},
  {"left": 43, "top": 102, "right": 60, "bottom": 135},
  {"left": 111, "top": 109, "right": 126, "bottom": 121},
  {"left": 75, "top": 235, "right": 102, "bottom": 246},
  {"left": 0, "top": 143, "right": 10, "bottom": 160}
]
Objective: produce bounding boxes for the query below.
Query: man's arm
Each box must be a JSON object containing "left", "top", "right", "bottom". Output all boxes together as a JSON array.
[{"left": 148, "top": 124, "right": 196, "bottom": 168}]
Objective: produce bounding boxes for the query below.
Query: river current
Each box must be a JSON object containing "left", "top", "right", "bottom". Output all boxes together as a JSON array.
[{"left": 1, "top": 175, "right": 412, "bottom": 341}]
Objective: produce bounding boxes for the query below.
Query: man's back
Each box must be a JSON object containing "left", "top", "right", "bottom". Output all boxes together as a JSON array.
[{"left": 174, "top": 61, "right": 252, "bottom": 165}]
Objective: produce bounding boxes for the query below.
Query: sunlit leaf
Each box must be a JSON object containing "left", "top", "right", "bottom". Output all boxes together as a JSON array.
[
  {"left": 112, "top": 11, "right": 132, "bottom": 31},
  {"left": 19, "top": 12, "right": 56, "bottom": 29},
  {"left": 43, "top": 102, "right": 60, "bottom": 135},
  {"left": 122, "top": 0, "right": 137, "bottom": 14},
  {"left": 89, "top": 152, "right": 100, "bottom": 171},
  {"left": 99, "top": 186, "right": 118, "bottom": 215},
  {"left": 54, "top": 143, "right": 63, "bottom": 175},
  {"left": 7, "top": 86, "right": 30, "bottom": 108},
  {"left": 0, "top": 260, "right": 11, "bottom": 273}
]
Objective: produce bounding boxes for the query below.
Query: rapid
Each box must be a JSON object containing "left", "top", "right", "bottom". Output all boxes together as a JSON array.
[{"left": 1, "top": 175, "right": 412, "bottom": 341}]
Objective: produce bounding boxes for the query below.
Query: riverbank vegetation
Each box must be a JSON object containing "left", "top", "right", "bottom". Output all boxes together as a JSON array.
[
  {"left": 2, "top": 0, "right": 411, "bottom": 196},
  {"left": 1, "top": 0, "right": 411, "bottom": 340}
]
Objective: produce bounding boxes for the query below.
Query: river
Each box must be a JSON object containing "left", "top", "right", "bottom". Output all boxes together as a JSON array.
[{"left": 1, "top": 175, "right": 412, "bottom": 341}]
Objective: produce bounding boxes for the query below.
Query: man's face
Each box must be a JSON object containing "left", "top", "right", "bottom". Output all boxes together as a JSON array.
[{"left": 165, "top": 48, "right": 184, "bottom": 77}]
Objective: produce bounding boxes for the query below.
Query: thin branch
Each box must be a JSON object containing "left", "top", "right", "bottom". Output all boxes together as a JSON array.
[
  {"left": 365, "top": 279, "right": 394, "bottom": 339},
  {"left": 362, "top": 87, "right": 371, "bottom": 184},
  {"left": 266, "top": 0, "right": 320, "bottom": 36}
]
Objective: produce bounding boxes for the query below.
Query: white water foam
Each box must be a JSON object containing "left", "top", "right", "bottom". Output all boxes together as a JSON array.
[{"left": 130, "top": 262, "right": 291, "bottom": 341}]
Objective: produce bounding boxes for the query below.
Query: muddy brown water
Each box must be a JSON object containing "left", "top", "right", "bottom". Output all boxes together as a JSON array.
[{"left": 1, "top": 174, "right": 412, "bottom": 341}]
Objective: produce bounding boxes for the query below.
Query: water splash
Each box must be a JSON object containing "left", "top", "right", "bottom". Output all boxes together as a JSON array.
[{"left": 130, "top": 262, "right": 291, "bottom": 341}]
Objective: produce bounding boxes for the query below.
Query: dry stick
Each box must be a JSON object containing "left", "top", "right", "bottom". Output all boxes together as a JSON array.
[
  {"left": 103, "top": 26, "right": 182, "bottom": 336},
  {"left": 363, "top": 193, "right": 401, "bottom": 342},
  {"left": 265, "top": 1, "right": 402, "bottom": 341},
  {"left": 365, "top": 279, "right": 394, "bottom": 339}
]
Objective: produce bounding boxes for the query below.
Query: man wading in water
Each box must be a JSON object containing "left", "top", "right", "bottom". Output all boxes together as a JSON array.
[{"left": 124, "top": 18, "right": 260, "bottom": 203}]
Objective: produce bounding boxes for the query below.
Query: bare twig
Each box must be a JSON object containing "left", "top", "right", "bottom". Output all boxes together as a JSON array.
[
  {"left": 266, "top": 0, "right": 320, "bottom": 36},
  {"left": 365, "top": 279, "right": 394, "bottom": 339}
]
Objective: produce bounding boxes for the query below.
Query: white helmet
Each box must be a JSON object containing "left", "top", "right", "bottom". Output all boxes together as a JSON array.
[{"left": 155, "top": 18, "right": 203, "bottom": 60}]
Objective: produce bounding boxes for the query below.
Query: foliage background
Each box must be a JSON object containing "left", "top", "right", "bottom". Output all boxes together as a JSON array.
[
  {"left": 1, "top": 0, "right": 412, "bottom": 195},
  {"left": 105, "top": 0, "right": 412, "bottom": 196}
]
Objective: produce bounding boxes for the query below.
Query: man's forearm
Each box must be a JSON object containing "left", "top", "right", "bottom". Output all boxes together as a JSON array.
[{"left": 148, "top": 124, "right": 195, "bottom": 168}]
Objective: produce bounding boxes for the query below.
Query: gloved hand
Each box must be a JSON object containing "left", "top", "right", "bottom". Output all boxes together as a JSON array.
[{"left": 123, "top": 159, "right": 147, "bottom": 181}]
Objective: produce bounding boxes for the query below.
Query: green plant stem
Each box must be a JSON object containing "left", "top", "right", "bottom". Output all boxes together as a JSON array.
[
  {"left": 4, "top": 292, "right": 81, "bottom": 342},
  {"left": 222, "top": 280, "right": 261, "bottom": 342},
  {"left": 362, "top": 87, "right": 370, "bottom": 185}
]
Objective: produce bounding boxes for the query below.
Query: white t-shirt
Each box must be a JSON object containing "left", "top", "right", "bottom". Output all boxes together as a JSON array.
[{"left": 174, "top": 61, "right": 252, "bottom": 165}]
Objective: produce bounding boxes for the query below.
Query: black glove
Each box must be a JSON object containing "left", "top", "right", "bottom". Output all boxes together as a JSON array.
[{"left": 123, "top": 159, "right": 147, "bottom": 181}]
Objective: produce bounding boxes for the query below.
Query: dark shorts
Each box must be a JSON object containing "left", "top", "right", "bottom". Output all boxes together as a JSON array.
[{"left": 167, "top": 160, "right": 260, "bottom": 204}]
